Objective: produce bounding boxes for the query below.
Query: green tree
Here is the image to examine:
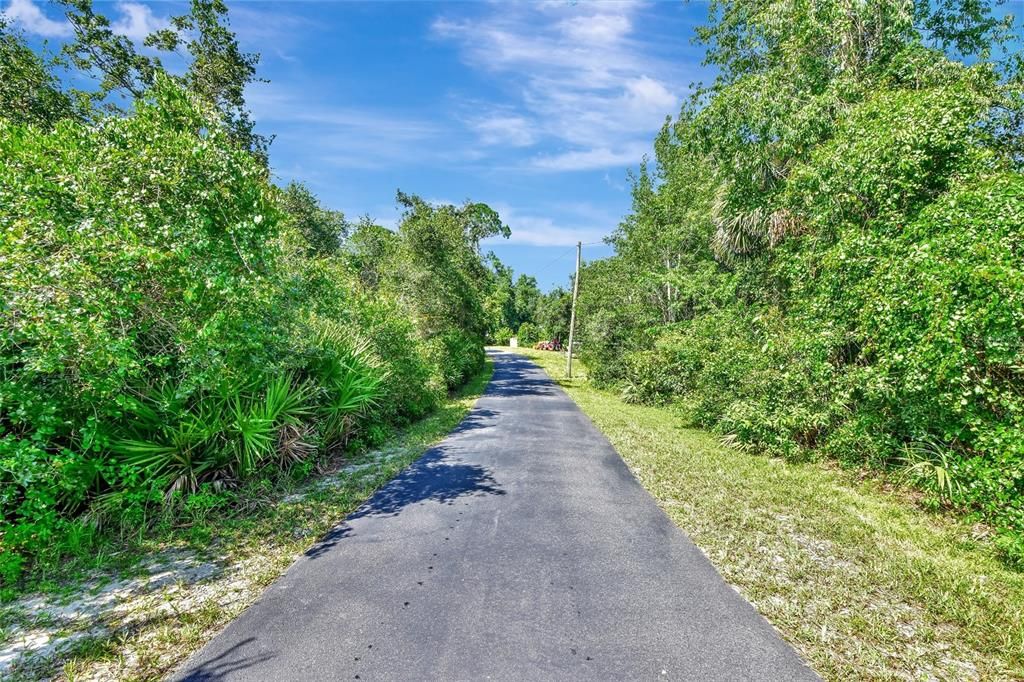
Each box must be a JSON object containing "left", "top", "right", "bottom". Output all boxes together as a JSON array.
[
  {"left": 277, "top": 182, "right": 348, "bottom": 257},
  {"left": 148, "top": 0, "right": 267, "bottom": 164},
  {"left": 535, "top": 287, "right": 572, "bottom": 342},
  {"left": 482, "top": 254, "right": 516, "bottom": 340},
  {"left": 345, "top": 217, "right": 400, "bottom": 291},
  {"left": 576, "top": 0, "right": 1024, "bottom": 558},
  {"left": 460, "top": 202, "right": 511, "bottom": 249},
  {"left": 392, "top": 191, "right": 498, "bottom": 340},
  {"left": 511, "top": 274, "right": 541, "bottom": 329},
  {"left": 59, "top": 0, "right": 268, "bottom": 162},
  {"left": 60, "top": 0, "right": 162, "bottom": 105},
  {"left": 0, "top": 19, "right": 78, "bottom": 127}
]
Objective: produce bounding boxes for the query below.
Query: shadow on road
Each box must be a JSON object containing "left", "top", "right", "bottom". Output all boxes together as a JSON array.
[
  {"left": 354, "top": 449, "right": 505, "bottom": 519},
  {"left": 305, "top": 411, "right": 507, "bottom": 560},
  {"left": 303, "top": 353, "right": 556, "bottom": 561},
  {"left": 447, "top": 407, "right": 499, "bottom": 434},
  {"left": 485, "top": 352, "right": 560, "bottom": 398},
  {"left": 177, "top": 638, "right": 275, "bottom": 681}
]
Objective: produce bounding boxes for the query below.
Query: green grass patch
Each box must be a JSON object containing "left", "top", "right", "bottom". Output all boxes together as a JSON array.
[{"left": 519, "top": 348, "right": 1024, "bottom": 681}]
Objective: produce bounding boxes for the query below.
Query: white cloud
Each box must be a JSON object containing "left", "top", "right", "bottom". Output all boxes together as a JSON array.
[
  {"left": 227, "top": 4, "right": 317, "bottom": 63},
  {"left": 249, "top": 88, "right": 437, "bottom": 135},
  {"left": 623, "top": 75, "right": 676, "bottom": 113},
  {"left": 247, "top": 85, "right": 447, "bottom": 170},
  {"left": 604, "top": 172, "right": 628, "bottom": 192},
  {"left": 484, "top": 202, "right": 612, "bottom": 246},
  {"left": 3, "top": 0, "right": 170, "bottom": 42},
  {"left": 2, "top": 0, "right": 71, "bottom": 38},
  {"left": 497, "top": 215, "right": 605, "bottom": 247},
  {"left": 559, "top": 13, "right": 631, "bottom": 45},
  {"left": 111, "top": 2, "right": 167, "bottom": 41},
  {"left": 531, "top": 144, "right": 650, "bottom": 172},
  {"left": 433, "top": 2, "right": 684, "bottom": 172},
  {"left": 471, "top": 114, "right": 537, "bottom": 147}
]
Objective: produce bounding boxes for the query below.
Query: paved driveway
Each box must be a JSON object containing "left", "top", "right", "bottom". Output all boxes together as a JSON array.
[{"left": 173, "top": 350, "right": 818, "bottom": 681}]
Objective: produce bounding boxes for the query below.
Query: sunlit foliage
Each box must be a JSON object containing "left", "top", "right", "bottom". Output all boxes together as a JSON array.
[{"left": 577, "top": 0, "right": 1024, "bottom": 565}]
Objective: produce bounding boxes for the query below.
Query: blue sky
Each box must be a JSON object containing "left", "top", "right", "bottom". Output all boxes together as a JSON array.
[{"left": 4, "top": 0, "right": 713, "bottom": 290}]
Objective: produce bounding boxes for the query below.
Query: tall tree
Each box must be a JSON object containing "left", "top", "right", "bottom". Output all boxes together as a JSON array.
[
  {"left": 60, "top": 0, "right": 161, "bottom": 106},
  {"left": 149, "top": 0, "right": 267, "bottom": 164},
  {"left": 691, "top": 0, "right": 1016, "bottom": 264},
  {"left": 393, "top": 191, "right": 504, "bottom": 339},
  {"left": 0, "top": 19, "right": 77, "bottom": 127},
  {"left": 535, "top": 287, "right": 572, "bottom": 342},
  {"left": 511, "top": 274, "right": 541, "bottom": 329},
  {"left": 59, "top": 0, "right": 268, "bottom": 162},
  {"left": 277, "top": 182, "right": 348, "bottom": 257}
]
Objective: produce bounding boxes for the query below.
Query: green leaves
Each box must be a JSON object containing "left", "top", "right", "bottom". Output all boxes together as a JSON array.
[
  {"left": 580, "top": 0, "right": 1024, "bottom": 563},
  {"left": 108, "top": 372, "right": 330, "bottom": 494},
  {"left": 0, "top": 7, "right": 493, "bottom": 585},
  {"left": 899, "top": 439, "right": 963, "bottom": 504},
  {"left": 319, "top": 365, "right": 383, "bottom": 443},
  {"left": 0, "top": 20, "right": 79, "bottom": 128},
  {"left": 0, "top": 77, "right": 485, "bottom": 584},
  {"left": 57, "top": 0, "right": 268, "bottom": 161},
  {"left": 276, "top": 182, "right": 347, "bottom": 257}
]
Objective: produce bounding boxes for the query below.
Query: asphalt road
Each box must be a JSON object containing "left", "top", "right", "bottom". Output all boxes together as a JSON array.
[{"left": 173, "top": 350, "right": 819, "bottom": 681}]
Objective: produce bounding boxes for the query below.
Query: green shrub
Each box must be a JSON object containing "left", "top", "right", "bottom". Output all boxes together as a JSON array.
[
  {"left": 109, "top": 373, "right": 321, "bottom": 495},
  {"left": 859, "top": 173, "right": 1024, "bottom": 500},
  {"left": 1, "top": 78, "right": 288, "bottom": 578},
  {"left": 492, "top": 326, "right": 515, "bottom": 346},
  {"left": 427, "top": 330, "right": 485, "bottom": 391},
  {"left": 0, "top": 77, "right": 488, "bottom": 584},
  {"left": 577, "top": 46, "right": 1024, "bottom": 557},
  {"left": 620, "top": 348, "right": 681, "bottom": 406},
  {"left": 352, "top": 299, "right": 441, "bottom": 423},
  {"left": 1, "top": 76, "right": 285, "bottom": 438},
  {"left": 517, "top": 321, "right": 538, "bottom": 346},
  {"left": 0, "top": 12, "right": 512, "bottom": 586}
]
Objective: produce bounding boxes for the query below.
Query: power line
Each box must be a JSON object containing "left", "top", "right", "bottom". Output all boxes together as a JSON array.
[
  {"left": 533, "top": 240, "right": 607, "bottom": 275},
  {"left": 531, "top": 245, "right": 578, "bottom": 277}
]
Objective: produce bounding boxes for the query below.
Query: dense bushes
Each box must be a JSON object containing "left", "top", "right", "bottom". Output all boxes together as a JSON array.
[
  {"left": 516, "top": 322, "right": 538, "bottom": 345},
  {"left": 0, "top": 77, "right": 494, "bottom": 584},
  {"left": 577, "top": 1, "right": 1024, "bottom": 565},
  {"left": 2, "top": 82, "right": 283, "bottom": 580},
  {"left": 426, "top": 330, "right": 487, "bottom": 391}
]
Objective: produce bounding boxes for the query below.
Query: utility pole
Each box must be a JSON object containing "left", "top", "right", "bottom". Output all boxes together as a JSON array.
[{"left": 566, "top": 241, "right": 581, "bottom": 378}]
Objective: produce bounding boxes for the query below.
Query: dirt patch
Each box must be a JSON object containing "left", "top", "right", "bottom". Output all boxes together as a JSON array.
[{"left": 2, "top": 551, "right": 221, "bottom": 677}]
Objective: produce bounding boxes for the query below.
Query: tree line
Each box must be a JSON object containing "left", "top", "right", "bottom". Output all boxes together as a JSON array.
[
  {"left": 0, "top": 0, "right": 543, "bottom": 586},
  {"left": 572, "top": 0, "right": 1024, "bottom": 566}
]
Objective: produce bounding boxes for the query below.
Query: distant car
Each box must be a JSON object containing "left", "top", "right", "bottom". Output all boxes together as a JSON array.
[{"left": 534, "top": 340, "right": 563, "bottom": 351}]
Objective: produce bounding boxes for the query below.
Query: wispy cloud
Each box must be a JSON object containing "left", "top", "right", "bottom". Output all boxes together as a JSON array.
[
  {"left": 3, "top": 0, "right": 169, "bottom": 41},
  {"left": 471, "top": 113, "right": 537, "bottom": 147},
  {"left": 485, "top": 201, "right": 614, "bottom": 247},
  {"left": 530, "top": 144, "right": 650, "bottom": 172},
  {"left": 110, "top": 1, "right": 167, "bottom": 41},
  {"left": 247, "top": 86, "right": 446, "bottom": 170},
  {"left": 433, "top": 1, "right": 686, "bottom": 171},
  {"left": 2, "top": 0, "right": 71, "bottom": 38},
  {"left": 560, "top": 11, "right": 631, "bottom": 44},
  {"left": 228, "top": 3, "right": 318, "bottom": 63},
  {"left": 604, "top": 172, "right": 629, "bottom": 192}
]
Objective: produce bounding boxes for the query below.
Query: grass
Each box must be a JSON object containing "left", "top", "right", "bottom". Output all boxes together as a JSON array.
[
  {"left": 517, "top": 347, "right": 1024, "bottom": 681},
  {"left": 3, "top": 360, "right": 494, "bottom": 681}
]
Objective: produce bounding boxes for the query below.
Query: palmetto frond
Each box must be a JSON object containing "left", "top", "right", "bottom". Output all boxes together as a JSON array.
[{"left": 711, "top": 184, "right": 802, "bottom": 260}]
